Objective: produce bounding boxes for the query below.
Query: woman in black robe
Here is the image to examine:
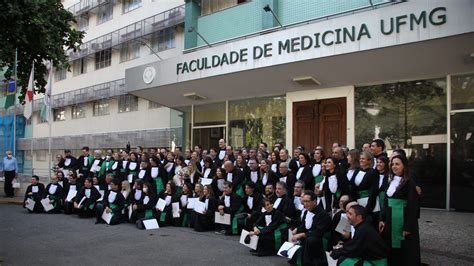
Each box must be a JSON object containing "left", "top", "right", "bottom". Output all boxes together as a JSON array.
[
  {"left": 320, "top": 157, "right": 350, "bottom": 213},
  {"left": 194, "top": 184, "right": 218, "bottom": 232},
  {"left": 179, "top": 182, "right": 194, "bottom": 227},
  {"left": 156, "top": 181, "right": 180, "bottom": 226},
  {"left": 257, "top": 159, "right": 278, "bottom": 192},
  {"left": 295, "top": 153, "right": 314, "bottom": 193},
  {"left": 375, "top": 156, "right": 390, "bottom": 214},
  {"left": 379, "top": 155, "right": 420, "bottom": 266}
]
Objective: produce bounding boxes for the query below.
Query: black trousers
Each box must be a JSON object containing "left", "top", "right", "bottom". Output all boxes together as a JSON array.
[{"left": 4, "top": 170, "right": 15, "bottom": 197}]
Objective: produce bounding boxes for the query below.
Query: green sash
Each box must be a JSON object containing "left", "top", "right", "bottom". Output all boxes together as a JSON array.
[
  {"left": 340, "top": 257, "right": 362, "bottom": 266},
  {"left": 176, "top": 186, "right": 183, "bottom": 196},
  {"left": 231, "top": 206, "right": 244, "bottom": 235},
  {"left": 335, "top": 190, "right": 341, "bottom": 200},
  {"left": 160, "top": 211, "right": 167, "bottom": 222},
  {"left": 109, "top": 203, "right": 118, "bottom": 211},
  {"left": 182, "top": 212, "right": 189, "bottom": 227},
  {"left": 314, "top": 175, "right": 323, "bottom": 184},
  {"left": 82, "top": 155, "right": 94, "bottom": 171},
  {"left": 87, "top": 202, "right": 95, "bottom": 210},
  {"left": 296, "top": 248, "right": 302, "bottom": 266},
  {"left": 388, "top": 198, "right": 407, "bottom": 248},
  {"left": 48, "top": 195, "right": 62, "bottom": 208},
  {"left": 357, "top": 190, "right": 369, "bottom": 199},
  {"left": 154, "top": 178, "right": 164, "bottom": 195},
  {"left": 378, "top": 191, "right": 385, "bottom": 212},
  {"left": 99, "top": 160, "right": 116, "bottom": 178},
  {"left": 235, "top": 184, "right": 244, "bottom": 198},
  {"left": 274, "top": 223, "right": 287, "bottom": 251},
  {"left": 145, "top": 209, "right": 154, "bottom": 219},
  {"left": 340, "top": 257, "right": 388, "bottom": 266}
]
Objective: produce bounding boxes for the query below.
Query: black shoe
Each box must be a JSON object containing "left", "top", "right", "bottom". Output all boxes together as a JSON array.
[
  {"left": 251, "top": 253, "right": 263, "bottom": 257},
  {"left": 249, "top": 249, "right": 257, "bottom": 253},
  {"left": 95, "top": 220, "right": 101, "bottom": 224}
]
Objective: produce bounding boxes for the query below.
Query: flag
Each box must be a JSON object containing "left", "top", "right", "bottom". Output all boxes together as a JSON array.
[
  {"left": 4, "top": 79, "right": 16, "bottom": 109},
  {"left": 23, "top": 63, "right": 34, "bottom": 119},
  {"left": 40, "top": 61, "right": 53, "bottom": 122}
]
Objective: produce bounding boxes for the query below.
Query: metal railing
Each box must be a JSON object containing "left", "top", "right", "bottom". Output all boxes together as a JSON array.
[
  {"left": 68, "top": 4, "right": 185, "bottom": 62},
  {"left": 67, "top": 0, "right": 117, "bottom": 17}
]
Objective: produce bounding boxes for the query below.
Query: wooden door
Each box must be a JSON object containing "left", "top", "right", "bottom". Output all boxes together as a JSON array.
[{"left": 293, "top": 98, "right": 346, "bottom": 153}]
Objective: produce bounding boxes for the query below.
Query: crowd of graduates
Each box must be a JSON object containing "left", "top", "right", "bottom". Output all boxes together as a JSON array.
[{"left": 23, "top": 138, "right": 421, "bottom": 266}]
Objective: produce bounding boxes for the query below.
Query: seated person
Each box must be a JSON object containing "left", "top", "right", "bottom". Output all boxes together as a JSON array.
[
  {"left": 74, "top": 177, "right": 101, "bottom": 218},
  {"left": 194, "top": 184, "right": 218, "bottom": 232},
  {"left": 290, "top": 190, "right": 331, "bottom": 266},
  {"left": 43, "top": 174, "right": 64, "bottom": 213},
  {"left": 248, "top": 198, "right": 288, "bottom": 257},
  {"left": 330, "top": 205, "right": 388, "bottom": 265},
  {"left": 328, "top": 195, "right": 352, "bottom": 251},
  {"left": 23, "top": 175, "right": 45, "bottom": 213},
  {"left": 216, "top": 181, "right": 243, "bottom": 235},
  {"left": 63, "top": 171, "right": 82, "bottom": 215},
  {"left": 273, "top": 182, "right": 296, "bottom": 223},
  {"left": 130, "top": 180, "right": 156, "bottom": 223},
  {"left": 240, "top": 181, "right": 263, "bottom": 231},
  {"left": 96, "top": 178, "right": 125, "bottom": 225},
  {"left": 179, "top": 182, "right": 194, "bottom": 227},
  {"left": 155, "top": 181, "right": 179, "bottom": 226}
]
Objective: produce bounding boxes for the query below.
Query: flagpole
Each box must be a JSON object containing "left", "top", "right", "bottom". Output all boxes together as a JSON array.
[
  {"left": 13, "top": 48, "right": 17, "bottom": 157},
  {"left": 48, "top": 62, "right": 53, "bottom": 179}
]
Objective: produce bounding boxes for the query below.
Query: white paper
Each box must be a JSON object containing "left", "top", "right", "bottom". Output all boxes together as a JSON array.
[
  {"left": 155, "top": 198, "right": 166, "bottom": 211},
  {"left": 97, "top": 190, "right": 105, "bottom": 202},
  {"left": 102, "top": 211, "right": 113, "bottom": 224},
  {"left": 187, "top": 198, "right": 197, "bottom": 209},
  {"left": 25, "top": 198, "right": 35, "bottom": 211},
  {"left": 77, "top": 196, "right": 86, "bottom": 208},
  {"left": 66, "top": 190, "right": 77, "bottom": 202},
  {"left": 214, "top": 212, "right": 231, "bottom": 225},
  {"left": 239, "top": 230, "right": 259, "bottom": 250},
  {"left": 193, "top": 200, "right": 206, "bottom": 214},
  {"left": 41, "top": 198, "right": 54, "bottom": 212},
  {"left": 143, "top": 219, "right": 160, "bottom": 230},
  {"left": 335, "top": 214, "right": 351, "bottom": 234},
  {"left": 200, "top": 178, "right": 213, "bottom": 186},
  {"left": 128, "top": 205, "right": 133, "bottom": 220},
  {"left": 172, "top": 202, "right": 180, "bottom": 218},
  {"left": 326, "top": 251, "right": 338, "bottom": 266},
  {"left": 277, "top": 241, "right": 301, "bottom": 259}
]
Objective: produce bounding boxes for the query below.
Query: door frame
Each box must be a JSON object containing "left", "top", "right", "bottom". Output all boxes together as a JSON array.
[{"left": 286, "top": 86, "right": 355, "bottom": 153}]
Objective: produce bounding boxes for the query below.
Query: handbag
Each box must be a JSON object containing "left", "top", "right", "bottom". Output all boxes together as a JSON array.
[{"left": 12, "top": 179, "right": 21, "bottom": 189}]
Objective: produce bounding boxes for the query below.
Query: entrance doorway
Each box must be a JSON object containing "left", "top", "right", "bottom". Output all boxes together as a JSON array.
[
  {"left": 193, "top": 127, "right": 225, "bottom": 150},
  {"left": 293, "top": 98, "right": 346, "bottom": 153}
]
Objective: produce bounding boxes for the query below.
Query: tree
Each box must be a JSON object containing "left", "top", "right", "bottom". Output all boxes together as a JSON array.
[{"left": 0, "top": 0, "right": 84, "bottom": 103}]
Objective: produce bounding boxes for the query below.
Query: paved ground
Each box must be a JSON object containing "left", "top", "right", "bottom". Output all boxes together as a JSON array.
[{"left": 0, "top": 204, "right": 473, "bottom": 266}]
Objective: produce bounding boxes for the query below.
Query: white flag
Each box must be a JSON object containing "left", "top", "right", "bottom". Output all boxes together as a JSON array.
[
  {"left": 40, "top": 61, "right": 53, "bottom": 122},
  {"left": 23, "top": 62, "right": 34, "bottom": 119}
]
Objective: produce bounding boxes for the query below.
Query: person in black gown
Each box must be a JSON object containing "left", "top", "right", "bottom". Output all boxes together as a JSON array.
[{"left": 23, "top": 175, "right": 45, "bottom": 213}]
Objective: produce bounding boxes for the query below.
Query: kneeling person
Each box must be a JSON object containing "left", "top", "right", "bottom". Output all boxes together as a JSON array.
[
  {"left": 23, "top": 175, "right": 45, "bottom": 213},
  {"left": 43, "top": 174, "right": 64, "bottom": 213},
  {"left": 96, "top": 179, "right": 125, "bottom": 225},
  {"left": 74, "top": 178, "right": 101, "bottom": 218}
]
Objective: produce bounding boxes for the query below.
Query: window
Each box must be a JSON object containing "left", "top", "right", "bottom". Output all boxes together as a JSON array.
[
  {"left": 76, "top": 14, "right": 89, "bottom": 31},
  {"left": 118, "top": 95, "right": 138, "bottom": 113},
  {"left": 149, "top": 100, "right": 161, "bottom": 109},
  {"left": 71, "top": 104, "right": 86, "bottom": 119},
  {"left": 95, "top": 48, "right": 111, "bottom": 70},
  {"left": 97, "top": 2, "right": 113, "bottom": 25},
  {"left": 73, "top": 58, "right": 87, "bottom": 76},
  {"left": 120, "top": 41, "right": 140, "bottom": 62},
  {"left": 201, "top": 0, "right": 248, "bottom": 16},
  {"left": 36, "top": 150, "right": 46, "bottom": 161},
  {"left": 54, "top": 68, "right": 67, "bottom": 81},
  {"left": 151, "top": 28, "right": 175, "bottom": 52},
  {"left": 38, "top": 111, "right": 48, "bottom": 124},
  {"left": 53, "top": 108, "right": 66, "bottom": 121},
  {"left": 93, "top": 100, "right": 110, "bottom": 116},
  {"left": 123, "top": 0, "right": 141, "bottom": 13}
]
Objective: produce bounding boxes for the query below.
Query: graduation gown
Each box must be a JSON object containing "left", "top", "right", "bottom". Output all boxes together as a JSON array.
[
  {"left": 23, "top": 183, "right": 46, "bottom": 213},
  {"left": 381, "top": 177, "right": 420, "bottom": 266},
  {"left": 58, "top": 155, "right": 77, "bottom": 171},
  {"left": 100, "top": 190, "right": 126, "bottom": 225},
  {"left": 137, "top": 166, "right": 152, "bottom": 184},
  {"left": 320, "top": 170, "right": 350, "bottom": 212},
  {"left": 156, "top": 191, "right": 179, "bottom": 226},
  {"left": 201, "top": 166, "right": 216, "bottom": 180},
  {"left": 126, "top": 160, "right": 140, "bottom": 184},
  {"left": 194, "top": 196, "right": 218, "bottom": 232},
  {"left": 99, "top": 159, "right": 117, "bottom": 179},
  {"left": 225, "top": 168, "right": 245, "bottom": 197},
  {"left": 63, "top": 182, "right": 82, "bottom": 214},
  {"left": 118, "top": 160, "right": 129, "bottom": 181},
  {"left": 295, "top": 164, "right": 314, "bottom": 194},
  {"left": 272, "top": 194, "right": 296, "bottom": 221},
  {"left": 254, "top": 209, "right": 288, "bottom": 256},
  {"left": 75, "top": 186, "right": 101, "bottom": 218},
  {"left": 351, "top": 167, "right": 380, "bottom": 214},
  {"left": 89, "top": 158, "right": 104, "bottom": 180},
  {"left": 242, "top": 192, "right": 264, "bottom": 230},
  {"left": 150, "top": 165, "right": 167, "bottom": 196},
  {"left": 77, "top": 154, "right": 94, "bottom": 181},
  {"left": 277, "top": 171, "right": 297, "bottom": 197},
  {"left": 179, "top": 192, "right": 194, "bottom": 227},
  {"left": 257, "top": 170, "right": 278, "bottom": 192},
  {"left": 130, "top": 189, "right": 156, "bottom": 223},
  {"left": 237, "top": 164, "right": 250, "bottom": 182},
  {"left": 218, "top": 192, "right": 243, "bottom": 234},
  {"left": 289, "top": 158, "right": 300, "bottom": 173},
  {"left": 293, "top": 206, "right": 332, "bottom": 265},
  {"left": 331, "top": 220, "right": 388, "bottom": 264},
  {"left": 43, "top": 183, "right": 64, "bottom": 213}
]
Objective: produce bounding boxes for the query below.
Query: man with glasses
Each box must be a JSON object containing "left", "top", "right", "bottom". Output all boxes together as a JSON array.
[{"left": 277, "top": 162, "right": 296, "bottom": 196}]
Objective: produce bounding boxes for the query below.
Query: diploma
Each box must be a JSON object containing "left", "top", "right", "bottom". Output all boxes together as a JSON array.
[
  {"left": 25, "top": 198, "right": 35, "bottom": 211},
  {"left": 326, "top": 251, "right": 338, "bottom": 266},
  {"left": 277, "top": 241, "right": 301, "bottom": 259},
  {"left": 155, "top": 198, "right": 166, "bottom": 211},
  {"left": 239, "top": 230, "right": 259, "bottom": 250},
  {"left": 143, "top": 219, "right": 160, "bottom": 230},
  {"left": 77, "top": 196, "right": 86, "bottom": 208},
  {"left": 335, "top": 214, "right": 351, "bottom": 234},
  {"left": 101, "top": 211, "right": 113, "bottom": 224},
  {"left": 200, "top": 178, "right": 213, "bottom": 186},
  {"left": 187, "top": 198, "right": 197, "bottom": 209},
  {"left": 41, "top": 198, "right": 54, "bottom": 212},
  {"left": 66, "top": 190, "right": 77, "bottom": 202},
  {"left": 128, "top": 205, "right": 133, "bottom": 220},
  {"left": 193, "top": 201, "right": 206, "bottom": 214},
  {"left": 214, "top": 212, "right": 231, "bottom": 225},
  {"left": 172, "top": 202, "right": 180, "bottom": 218}
]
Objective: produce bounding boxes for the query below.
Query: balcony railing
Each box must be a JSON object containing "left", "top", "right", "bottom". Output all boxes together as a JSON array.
[
  {"left": 68, "top": 4, "right": 185, "bottom": 62},
  {"left": 67, "top": 0, "right": 117, "bottom": 17}
]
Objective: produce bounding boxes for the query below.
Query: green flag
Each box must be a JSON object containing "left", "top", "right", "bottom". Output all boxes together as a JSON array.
[{"left": 4, "top": 79, "right": 16, "bottom": 109}]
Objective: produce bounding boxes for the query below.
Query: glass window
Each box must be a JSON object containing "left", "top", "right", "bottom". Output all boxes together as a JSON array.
[
  {"left": 93, "top": 100, "right": 110, "bottom": 116},
  {"left": 123, "top": 0, "right": 142, "bottom": 13},
  {"left": 53, "top": 108, "right": 66, "bottom": 121},
  {"left": 201, "top": 0, "right": 247, "bottom": 16},
  {"left": 355, "top": 78, "right": 447, "bottom": 208},
  {"left": 228, "top": 96, "right": 286, "bottom": 149},
  {"left": 194, "top": 102, "right": 226, "bottom": 126},
  {"left": 451, "top": 73, "right": 474, "bottom": 110},
  {"left": 54, "top": 68, "right": 67, "bottom": 81},
  {"left": 95, "top": 48, "right": 112, "bottom": 70},
  {"left": 118, "top": 95, "right": 138, "bottom": 113},
  {"left": 38, "top": 111, "right": 47, "bottom": 124},
  {"left": 120, "top": 41, "right": 140, "bottom": 62},
  {"left": 76, "top": 14, "right": 89, "bottom": 31},
  {"left": 149, "top": 100, "right": 161, "bottom": 109},
  {"left": 97, "top": 2, "right": 113, "bottom": 25},
  {"left": 71, "top": 104, "right": 86, "bottom": 119},
  {"left": 151, "top": 28, "right": 176, "bottom": 52},
  {"left": 73, "top": 58, "right": 87, "bottom": 76}
]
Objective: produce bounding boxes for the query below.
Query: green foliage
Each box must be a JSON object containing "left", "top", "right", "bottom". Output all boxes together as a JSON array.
[{"left": 0, "top": 0, "right": 84, "bottom": 103}]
